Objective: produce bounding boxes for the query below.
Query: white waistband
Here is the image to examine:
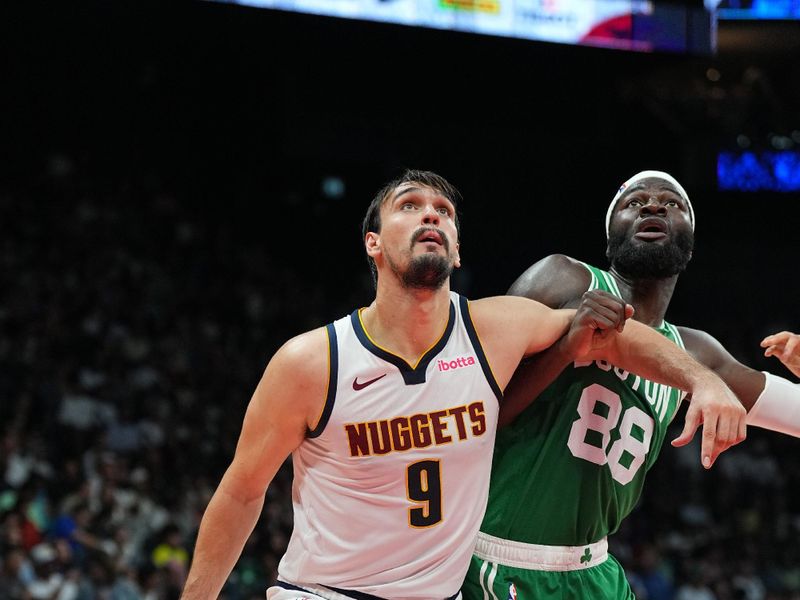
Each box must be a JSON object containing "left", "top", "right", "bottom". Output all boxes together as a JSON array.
[
  {"left": 474, "top": 531, "right": 608, "bottom": 571},
  {"left": 274, "top": 583, "right": 349, "bottom": 600},
  {"left": 272, "top": 581, "right": 462, "bottom": 600}
]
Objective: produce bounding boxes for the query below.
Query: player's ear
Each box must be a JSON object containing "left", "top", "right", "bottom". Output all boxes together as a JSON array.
[
  {"left": 453, "top": 241, "right": 461, "bottom": 269},
  {"left": 365, "top": 232, "right": 381, "bottom": 258}
]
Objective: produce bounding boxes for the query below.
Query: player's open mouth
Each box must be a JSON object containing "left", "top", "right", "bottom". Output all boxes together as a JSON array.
[
  {"left": 634, "top": 218, "right": 668, "bottom": 240},
  {"left": 416, "top": 230, "right": 443, "bottom": 245}
]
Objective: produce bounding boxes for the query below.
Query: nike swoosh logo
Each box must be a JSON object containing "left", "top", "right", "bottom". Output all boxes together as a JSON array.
[{"left": 352, "top": 373, "right": 387, "bottom": 391}]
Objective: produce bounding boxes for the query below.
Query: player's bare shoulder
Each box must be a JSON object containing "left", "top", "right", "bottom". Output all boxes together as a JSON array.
[
  {"left": 259, "top": 326, "right": 331, "bottom": 429},
  {"left": 508, "top": 254, "right": 592, "bottom": 308},
  {"left": 273, "top": 327, "right": 330, "bottom": 370}
]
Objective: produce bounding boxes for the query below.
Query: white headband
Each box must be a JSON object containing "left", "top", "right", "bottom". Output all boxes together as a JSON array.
[{"left": 605, "top": 170, "right": 695, "bottom": 238}]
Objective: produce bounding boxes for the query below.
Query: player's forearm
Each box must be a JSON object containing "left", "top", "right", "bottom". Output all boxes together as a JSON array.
[
  {"left": 181, "top": 478, "right": 266, "bottom": 600},
  {"left": 522, "top": 307, "right": 575, "bottom": 356},
  {"left": 500, "top": 342, "right": 571, "bottom": 427},
  {"left": 602, "top": 320, "right": 720, "bottom": 393},
  {"left": 747, "top": 372, "right": 800, "bottom": 437}
]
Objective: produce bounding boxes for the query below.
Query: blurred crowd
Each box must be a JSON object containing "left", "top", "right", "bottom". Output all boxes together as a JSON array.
[{"left": 2, "top": 158, "right": 800, "bottom": 600}]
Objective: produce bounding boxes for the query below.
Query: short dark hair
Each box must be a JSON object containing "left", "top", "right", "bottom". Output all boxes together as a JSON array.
[{"left": 361, "top": 170, "right": 462, "bottom": 286}]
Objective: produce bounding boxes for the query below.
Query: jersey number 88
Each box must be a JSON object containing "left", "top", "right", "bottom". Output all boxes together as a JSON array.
[{"left": 567, "top": 383, "right": 654, "bottom": 485}]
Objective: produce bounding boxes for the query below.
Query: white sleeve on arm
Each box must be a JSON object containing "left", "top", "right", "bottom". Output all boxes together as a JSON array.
[{"left": 746, "top": 372, "right": 800, "bottom": 437}]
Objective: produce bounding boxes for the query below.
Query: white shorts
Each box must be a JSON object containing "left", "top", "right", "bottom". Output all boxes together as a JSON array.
[{"left": 267, "top": 587, "right": 328, "bottom": 600}]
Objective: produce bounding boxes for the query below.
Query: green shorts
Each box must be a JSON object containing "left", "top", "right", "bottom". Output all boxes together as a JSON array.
[{"left": 461, "top": 542, "right": 634, "bottom": 600}]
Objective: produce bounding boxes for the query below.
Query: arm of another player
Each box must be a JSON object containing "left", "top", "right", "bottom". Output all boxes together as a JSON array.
[
  {"left": 496, "top": 254, "right": 600, "bottom": 425},
  {"left": 473, "top": 289, "right": 744, "bottom": 467},
  {"left": 681, "top": 327, "right": 800, "bottom": 439},
  {"left": 180, "top": 328, "right": 328, "bottom": 600},
  {"left": 470, "top": 285, "right": 633, "bottom": 407},
  {"left": 509, "top": 256, "right": 745, "bottom": 466},
  {"left": 467, "top": 294, "right": 575, "bottom": 390},
  {"left": 761, "top": 331, "right": 800, "bottom": 378},
  {"left": 499, "top": 289, "right": 633, "bottom": 427},
  {"left": 500, "top": 297, "right": 747, "bottom": 467},
  {"left": 597, "top": 322, "right": 746, "bottom": 469}
]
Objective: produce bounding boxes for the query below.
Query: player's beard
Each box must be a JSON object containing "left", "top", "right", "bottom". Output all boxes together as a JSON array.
[
  {"left": 401, "top": 254, "right": 453, "bottom": 290},
  {"left": 387, "top": 228, "right": 454, "bottom": 290},
  {"left": 607, "top": 228, "right": 694, "bottom": 279}
]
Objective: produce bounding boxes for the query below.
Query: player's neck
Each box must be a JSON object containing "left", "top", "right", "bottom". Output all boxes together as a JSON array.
[
  {"left": 609, "top": 268, "right": 679, "bottom": 327},
  {"left": 363, "top": 281, "right": 452, "bottom": 364}
]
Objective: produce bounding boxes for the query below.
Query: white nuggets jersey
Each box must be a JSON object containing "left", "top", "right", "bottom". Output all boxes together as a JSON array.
[{"left": 278, "top": 292, "right": 501, "bottom": 599}]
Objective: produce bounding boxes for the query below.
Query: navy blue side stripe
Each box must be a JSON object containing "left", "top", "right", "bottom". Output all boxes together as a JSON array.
[
  {"left": 307, "top": 323, "right": 338, "bottom": 438},
  {"left": 350, "top": 302, "right": 456, "bottom": 386},
  {"left": 323, "top": 585, "right": 386, "bottom": 600},
  {"left": 458, "top": 295, "right": 503, "bottom": 404},
  {"left": 275, "top": 581, "right": 314, "bottom": 594}
]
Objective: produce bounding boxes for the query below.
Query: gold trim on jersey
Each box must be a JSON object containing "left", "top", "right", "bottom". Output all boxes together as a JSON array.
[
  {"left": 463, "top": 300, "right": 501, "bottom": 389},
  {"left": 356, "top": 307, "right": 451, "bottom": 370}
]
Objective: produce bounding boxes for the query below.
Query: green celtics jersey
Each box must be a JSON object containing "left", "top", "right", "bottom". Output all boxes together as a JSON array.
[{"left": 480, "top": 262, "right": 687, "bottom": 546}]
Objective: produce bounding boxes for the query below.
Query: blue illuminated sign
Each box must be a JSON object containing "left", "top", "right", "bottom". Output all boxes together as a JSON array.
[
  {"left": 718, "top": 0, "right": 800, "bottom": 20},
  {"left": 718, "top": 151, "right": 800, "bottom": 192}
]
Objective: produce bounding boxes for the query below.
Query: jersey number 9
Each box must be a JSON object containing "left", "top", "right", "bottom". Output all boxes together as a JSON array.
[{"left": 406, "top": 459, "right": 442, "bottom": 527}]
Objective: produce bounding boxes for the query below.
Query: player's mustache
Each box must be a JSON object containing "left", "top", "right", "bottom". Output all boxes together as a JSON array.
[{"left": 410, "top": 227, "right": 449, "bottom": 252}]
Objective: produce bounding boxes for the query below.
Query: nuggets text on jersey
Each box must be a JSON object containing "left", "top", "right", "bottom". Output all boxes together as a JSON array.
[{"left": 344, "top": 401, "right": 487, "bottom": 457}]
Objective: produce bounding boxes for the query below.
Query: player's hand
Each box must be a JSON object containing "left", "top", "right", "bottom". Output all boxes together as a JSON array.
[
  {"left": 671, "top": 375, "right": 746, "bottom": 469},
  {"left": 761, "top": 331, "right": 800, "bottom": 378},
  {"left": 560, "top": 290, "right": 634, "bottom": 360}
]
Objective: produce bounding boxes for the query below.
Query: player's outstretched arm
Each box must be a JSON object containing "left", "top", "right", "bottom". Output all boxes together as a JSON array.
[
  {"left": 761, "top": 331, "right": 800, "bottom": 378},
  {"left": 507, "top": 255, "right": 746, "bottom": 466},
  {"left": 483, "top": 289, "right": 744, "bottom": 466},
  {"left": 180, "top": 328, "right": 328, "bottom": 600},
  {"left": 533, "top": 310, "right": 748, "bottom": 469},
  {"left": 597, "top": 320, "right": 746, "bottom": 469}
]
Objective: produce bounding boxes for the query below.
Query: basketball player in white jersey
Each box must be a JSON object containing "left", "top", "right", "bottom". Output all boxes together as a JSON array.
[{"left": 179, "top": 170, "right": 745, "bottom": 600}]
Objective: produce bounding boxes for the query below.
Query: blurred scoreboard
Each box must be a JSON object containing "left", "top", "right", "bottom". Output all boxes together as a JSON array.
[{"left": 206, "top": 0, "right": 716, "bottom": 53}]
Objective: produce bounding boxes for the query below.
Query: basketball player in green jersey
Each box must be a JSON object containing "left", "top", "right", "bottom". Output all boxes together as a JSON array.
[{"left": 462, "top": 170, "right": 800, "bottom": 600}]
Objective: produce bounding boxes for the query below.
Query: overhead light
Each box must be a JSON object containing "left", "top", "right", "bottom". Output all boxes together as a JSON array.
[{"left": 321, "top": 176, "right": 345, "bottom": 200}]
